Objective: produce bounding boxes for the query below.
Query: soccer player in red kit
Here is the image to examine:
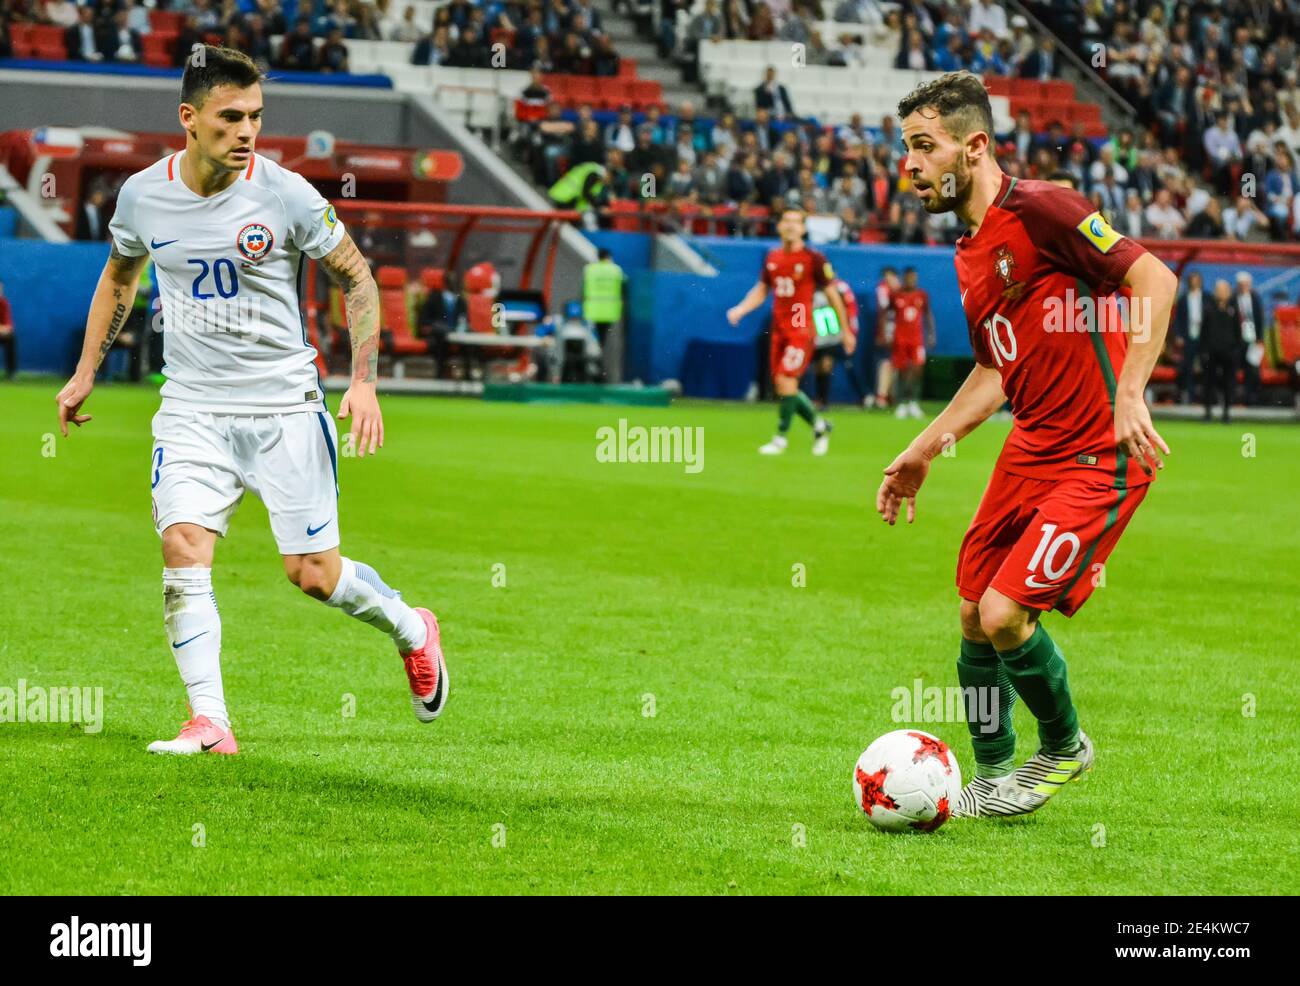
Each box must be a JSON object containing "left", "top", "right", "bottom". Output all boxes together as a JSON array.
[
  {"left": 727, "top": 208, "right": 849, "bottom": 455},
  {"left": 876, "top": 72, "right": 1177, "bottom": 818},
  {"left": 873, "top": 267, "right": 900, "bottom": 408},
  {"left": 890, "top": 267, "right": 936, "bottom": 419}
]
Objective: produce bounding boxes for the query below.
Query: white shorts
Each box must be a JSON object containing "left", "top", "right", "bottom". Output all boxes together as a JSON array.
[{"left": 150, "top": 408, "right": 341, "bottom": 555}]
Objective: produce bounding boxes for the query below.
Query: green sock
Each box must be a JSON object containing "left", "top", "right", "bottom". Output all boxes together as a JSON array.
[
  {"left": 996, "top": 623, "right": 1080, "bottom": 754},
  {"left": 957, "top": 637, "right": 1018, "bottom": 778},
  {"left": 791, "top": 390, "right": 818, "bottom": 427},
  {"left": 778, "top": 396, "right": 795, "bottom": 433}
]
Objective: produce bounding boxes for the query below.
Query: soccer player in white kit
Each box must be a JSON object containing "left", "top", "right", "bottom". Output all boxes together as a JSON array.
[{"left": 54, "top": 47, "right": 448, "bottom": 754}]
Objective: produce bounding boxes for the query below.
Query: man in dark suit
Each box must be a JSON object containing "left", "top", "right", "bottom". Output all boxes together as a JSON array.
[
  {"left": 99, "top": 10, "right": 143, "bottom": 62},
  {"left": 1201, "top": 279, "right": 1240, "bottom": 422},
  {"left": 753, "top": 66, "right": 795, "bottom": 119},
  {"left": 65, "top": 6, "right": 105, "bottom": 62},
  {"left": 1173, "top": 271, "right": 1208, "bottom": 404},
  {"left": 1233, "top": 272, "right": 1265, "bottom": 405},
  {"left": 76, "top": 187, "right": 110, "bottom": 242},
  {"left": 1018, "top": 37, "right": 1058, "bottom": 80}
]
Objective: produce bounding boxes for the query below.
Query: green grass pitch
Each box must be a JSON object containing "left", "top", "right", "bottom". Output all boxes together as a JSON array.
[{"left": 0, "top": 380, "right": 1296, "bottom": 895}]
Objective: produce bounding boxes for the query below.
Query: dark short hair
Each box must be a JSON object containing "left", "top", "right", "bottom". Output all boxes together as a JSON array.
[
  {"left": 598, "top": 248, "right": 611, "bottom": 260},
  {"left": 903, "top": 266, "right": 917, "bottom": 276},
  {"left": 896, "top": 70, "right": 994, "bottom": 142},
  {"left": 1048, "top": 170, "right": 1079, "bottom": 189},
  {"left": 882, "top": 266, "right": 897, "bottom": 275},
  {"left": 181, "top": 45, "right": 263, "bottom": 108}
]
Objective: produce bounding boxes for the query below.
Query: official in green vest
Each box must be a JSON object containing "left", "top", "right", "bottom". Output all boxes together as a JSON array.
[
  {"left": 549, "top": 162, "right": 607, "bottom": 211},
  {"left": 583, "top": 248, "right": 625, "bottom": 382}
]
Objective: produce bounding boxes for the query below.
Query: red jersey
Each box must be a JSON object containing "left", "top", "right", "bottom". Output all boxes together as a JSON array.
[
  {"left": 761, "top": 244, "right": 834, "bottom": 335},
  {"left": 875, "top": 279, "right": 895, "bottom": 344},
  {"left": 955, "top": 174, "right": 1151, "bottom": 487},
  {"left": 891, "top": 288, "right": 929, "bottom": 347}
]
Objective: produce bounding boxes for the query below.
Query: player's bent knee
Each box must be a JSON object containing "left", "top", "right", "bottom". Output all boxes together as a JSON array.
[
  {"left": 161, "top": 523, "right": 215, "bottom": 568},
  {"left": 285, "top": 553, "right": 338, "bottom": 600},
  {"left": 959, "top": 600, "right": 987, "bottom": 642},
  {"left": 977, "top": 590, "right": 1033, "bottom": 643}
]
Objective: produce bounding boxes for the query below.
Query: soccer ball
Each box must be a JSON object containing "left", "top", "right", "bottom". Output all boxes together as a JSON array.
[{"left": 852, "top": 729, "right": 962, "bottom": 833}]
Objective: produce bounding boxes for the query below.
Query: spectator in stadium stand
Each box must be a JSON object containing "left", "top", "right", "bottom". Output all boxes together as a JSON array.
[
  {"left": 1144, "top": 187, "right": 1187, "bottom": 239},
  {"left": 1201, "top": 280, "right": 1240, "bottom": 422},
  {"left": 1185, "top": 196, "right": 1225, "bottom": 238},
  {"left": 591, "top": 34, "right": 620, "bottom": 75},
  {"left": 319, "top": 27, "right": 350, "bottom": 72},
  {"left": 1116, "top": 190, "right": 1150, "bottom": 238},
  {"left": 695, "top": 150, "right": 727, "bottom": 203},
  {"left": 278, "top": 17, "right": 317, "bottom": 71},
  {"left": 1235, "top": 272, "right": 1265, "bottom": 406},
  {"left": 747, "top": 2, "right": 775, "bottom": 41},
  {"left": 605, "top": 107, "right": 636, "bottom": 155},
  {"left": 533, "top": 101, "right": 576, "bottom": 185},
  {"left": 1223, "top": 194, "right": 1270, "bottom": 242},
  {"left": 1203, "top": 112, "right": 1244, "bottom": 196},
  {"left": 754, "top": 67, "right": 796, "bottom": 119},
  {"left": 1019, "top": 35, "right": 1059, "bottom": 80},
  {"left": 570, "top": 119, "right": 605, "bottom": 169},
  {"left": 1264, "top": 145, "right": 1298, "bottom": 240},
  {"left": 412, "top": 25, "right": 452, "bottom": 65},
  {"left": 725, "top": 152, "right": 759, "bottom": 206},
  {"left": 604, "top": 148, "right": 630, "bottom": 198},
  {"left": 100, "top": 8, "right": 143, "bottom": 61},
  {"left": 626, "top": 128, "right": 666, "bottom": 185},
  {"left": 44, "top": 0, "right": 80, "bottom": 29},
  {"left": 891, "top": 209, "right": 927, "bottom": 245},
  {"left": 0, "top": 280, "right": 15, "bottom": 380},
  {"left": 65, "top": 6, "right": 105, "bottom": 62},
  {"left": 1174, "top": 271, "right": 1208, "bottom": 405},
  {"left": 896, "top": 29, "right": 933, "bottom": 71},
  {"left": 391, "top": 5, "right": 423, "bottom": 43},
  {"left": 239, "top": 14, "right": 273, "bottom": 70}
]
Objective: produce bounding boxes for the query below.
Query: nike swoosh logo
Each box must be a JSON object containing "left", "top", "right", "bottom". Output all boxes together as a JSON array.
[
  {"left": 1024, "top": 577, "right": 1061, "bottom": 589},
  {"left": 151, "top": 237, "right": 179, "bottom": 249},
  {"left": 307, "top": 520, "right": 331, "bottom": 536},
  {"left": 172, "top": 631, "right": 209, "bottom": 649},
  {"left": 200, "top": 738, "right": 224, "bottom": 752},
  {"left": 422, "top": 661, "right": 446, "bottom": 711}
]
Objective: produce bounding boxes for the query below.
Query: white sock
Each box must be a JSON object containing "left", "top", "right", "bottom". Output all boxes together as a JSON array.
[
  {"left": 325, "top": 557, "right": 426, "bottom": 652},
  {"left": 162, "top": 567, "right": 228, "bottom": 729}
]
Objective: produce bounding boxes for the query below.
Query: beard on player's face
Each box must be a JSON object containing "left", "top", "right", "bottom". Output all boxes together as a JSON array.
[{"left": 914, "top": 151, "right": 970, "bottom": 214}]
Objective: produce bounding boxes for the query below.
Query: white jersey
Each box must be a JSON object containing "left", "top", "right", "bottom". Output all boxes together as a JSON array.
[{"left": 109, "top": 149, "right": 346, "bottom": 413}]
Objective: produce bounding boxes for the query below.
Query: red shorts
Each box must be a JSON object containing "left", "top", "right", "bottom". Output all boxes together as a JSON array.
[
  {"left": 771, "top": 330, "right": 815, "bottom": 379},
  {"left": 956, "top": 467, "right": 1150, "bottom": 618},
  {"left": 891, "top": 342, "right": 926, "bottom": 370}
]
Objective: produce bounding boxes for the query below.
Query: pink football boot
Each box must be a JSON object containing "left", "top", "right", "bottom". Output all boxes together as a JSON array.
[
  {"left": 147, "top": 715, "right": 239, "bottom": 755},
  {"left": 401, "top": 607, "right": 449, "bottom": 723}
]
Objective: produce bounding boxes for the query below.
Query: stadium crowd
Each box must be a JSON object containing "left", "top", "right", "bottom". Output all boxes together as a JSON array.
[
  {"left": 0, "top": 0, "right": 624, "bottom": 74},
  {"left": 519, "top": 0, "right": 1300, "bottom": 246}
]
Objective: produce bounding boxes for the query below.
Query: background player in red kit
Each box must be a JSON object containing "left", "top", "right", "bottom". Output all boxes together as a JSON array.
[
  {"left": 876, "top": 72, "right": 1178, "bottom": 818},
  {"left": 727, "top": 208, "right": 849, "bottom": 455},
  {"left": 873, "top": 267, "right": 900, "bottom": 409},
  {"left": 890, "top": 267, "right": 936, "bottom": 419}
]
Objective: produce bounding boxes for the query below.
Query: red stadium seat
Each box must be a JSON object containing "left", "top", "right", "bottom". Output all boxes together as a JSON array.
[
  {"left": 151, "top": 10, "right": 184, "bottom": 33},
  {"left": 374, "top": 266, "right": 426, "bottom": 355},
  {"left": 143, "top": 32, "right": 177, "bottom": 68},
  {"left": 618, "top": 58, "right": 637, "bottom": 77},
  {"left": 608, "top": 198, "right": 644, "bottom": 232},
  {"left": 419, "top": 267, "right": 446, "bottom": 291}
]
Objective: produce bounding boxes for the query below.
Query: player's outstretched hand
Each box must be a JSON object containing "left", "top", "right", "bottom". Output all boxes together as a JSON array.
[
  {"left": 876, "top": 446, "right": 931, "bottom": 526},
  {"left": 55, "top": 372, "right": 95, "bottom": 437},
  {"left": 338, "top": 383, "right": 385, "bottom": 457},
  {"left": 725, "top": 306, "right": 742, "bottom": 327},
  {"left": 1114, "top": 392, "right": 1169, "bottom": 476}
]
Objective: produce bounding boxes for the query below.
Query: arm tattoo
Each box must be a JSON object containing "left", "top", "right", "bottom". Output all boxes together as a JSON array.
[
  {"left": 95, "top": 284, "right": 132, "bottom": 370},
  {"left": 320, "top": 233, "right": 380, "bottom": 384}
]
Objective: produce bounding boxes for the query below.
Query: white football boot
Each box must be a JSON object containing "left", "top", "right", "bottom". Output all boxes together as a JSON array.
[
  {"left": 811, "top": 419, "right": 832, "bottom": 456},
  {"left": 759, "top": 435, "right": 788, "bottom": 455}
]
